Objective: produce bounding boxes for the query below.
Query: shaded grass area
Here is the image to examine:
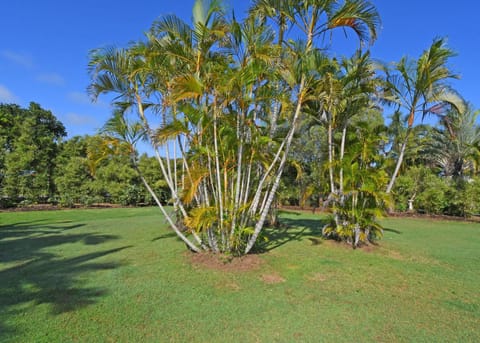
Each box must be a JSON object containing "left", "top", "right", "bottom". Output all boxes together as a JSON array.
[{"left": 1, "top": 208, "right": 479, "bottom": 342}]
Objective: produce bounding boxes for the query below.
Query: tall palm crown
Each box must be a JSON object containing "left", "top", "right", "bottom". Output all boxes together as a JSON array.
[
  {"left": 382, "top": 38, "right": 464, "bottom": 128},
  {"left": 381, "top": 38, "right": 466, "bottom": 194},
  {"left": 428, "top": 107, "right": 480, "bottom": 178}
]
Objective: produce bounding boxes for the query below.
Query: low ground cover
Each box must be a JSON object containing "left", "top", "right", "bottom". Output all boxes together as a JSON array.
[{"left": 1, "top": 208, "right": 479, "bottom": 342}]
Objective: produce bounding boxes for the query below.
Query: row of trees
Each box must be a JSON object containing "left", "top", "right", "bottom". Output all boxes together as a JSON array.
[
  {"left": 2, "top": 100, "right": 477, "bottom": 217},
  {"left": 284, "top": 105, "right": 480, "bottom": 217},
  {"left": 0, "top": 103, "right": 167, "bottom": 208}
]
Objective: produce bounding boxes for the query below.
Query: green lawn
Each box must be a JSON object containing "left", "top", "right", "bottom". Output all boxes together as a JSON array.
[{"left": 1, "top": 208, "right": 479, "bottom": 342}]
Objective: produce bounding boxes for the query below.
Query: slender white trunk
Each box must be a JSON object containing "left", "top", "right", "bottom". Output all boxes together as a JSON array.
[
  {"left": 249, "top": 138, "right": 287, "bottom": 217},
  {"left": 245, "top": 78, "right": 306, "bottom": 254},
  {"left": 328, "top": 120, "right": 336, "bottom": 195},
  {"left": 386, "top": 129, "right": 411, "bottom": 194},
  {"left": 133, "top": 163, "right": 201, "bottom": 252},
  {"left": 134, "top": 92, "right": 204, "bottom": 248},
  {"left": 230, "top": 133, "right": 243, "bottom": 239},
  {"left": 239, "top": 157, "right": 253, "bottom": 228},
  {"left": 165, "top": 141, "right": 173, "bottom": 195},
  {"left": 207, "top": 227, "right": 219, "bottom": 252},
  {"left": 212, "top": 101, "right": 225, "bottom": 247},
  {"left": 174, "top": 139, "right": 177, "bottom": 195},
  {"left": 339, "top": 125, "right": 347, "bottom": 195},
  {"left": 259, "top": 187, "right": 271, "bottom": 216},
  {"left": 408, "top": 192, "right": 416, "bottom": 212},
  {"left": 206, "top": 150, "right": 217, "bottom": 204},
  {"left": 153, "top": 147, "right": 205, "bottom": 248}
]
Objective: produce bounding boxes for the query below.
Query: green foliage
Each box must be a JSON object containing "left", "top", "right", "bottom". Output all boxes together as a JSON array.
[
  {"left": 55, "top": 136, "right": 166, "bottom": 207},
  {"left": 55, "top": 136, "right": 92, "bottom": 206},
  {"left": 0, "top": 103, "right": 66, "bottom": 206},
  {"left": 322, "top": 187, "right": 388, "bottom": 247},
  {"left": 184, "top": 206, "right": 218, "bottom": 233},
  {"left": 394, "top": 166, "right": 480, "bottom": 217},
  {"left": 426, "top": 106, "right": 480, "bottom": 178},
  {"left": 320, "top": 107, "right": 390, "bottom": 247},
  {"left": 414, "top": 173, "right": 449, "bottom": 214},
  {"left": 445, "top": 177, "right": 480, "bottom": 217},
  {"left": 393, "top": 165, "right": 429, "bottom": 212},
  {"left": 118, "top": 184, "right": 145, "bottom": 206}
]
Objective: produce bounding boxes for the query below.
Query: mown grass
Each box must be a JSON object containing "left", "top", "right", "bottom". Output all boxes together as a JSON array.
[{"left": 1, "top": 208, "right": 479, "bottom": 342}]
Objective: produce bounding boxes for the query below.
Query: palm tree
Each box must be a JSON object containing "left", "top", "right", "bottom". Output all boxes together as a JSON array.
[
  {"left": 427, "top": 106, "right": 480, "bottom": 179},
  {"left": 322, "top": 116, "right": 390, "bottom": 247},
  {"left": 381, "top": 38, "right": 466, "bottom": 194},
  {"left": 309, "top": 52, "right": 387, "bottom": 247},
  {"left": 89, "top": 0, "right": 380, "bottom": 256},
  {"left": 244, "top": 0, "right": 380, "bottom": 254}
]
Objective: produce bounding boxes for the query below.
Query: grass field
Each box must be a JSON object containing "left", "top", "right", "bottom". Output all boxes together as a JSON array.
[{"left": 1, "top": 208, "right": 479, "bottom": 342}]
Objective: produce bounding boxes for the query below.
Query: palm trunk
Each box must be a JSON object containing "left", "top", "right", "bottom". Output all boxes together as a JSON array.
[
  {"left": 328, "top": 120, "right": 336, "bottom": 195},
  {"left": 386, "top": 128, "right": 411, "bottom": 194},
  {"left": 230, "top": 127, "right": 244, "bottom": 242},
  {"left": 134, "top": 92, "right": 205, "bottom": 247},
  {"left": 245, "top": 78, "right": 306, "bottom": 254},
  {"left": 339, "top": 125, "right": 347, "bottom": 196},
  {"left": 408, "top": 193, "right": 416, "bottom": 212},
  {"left": 248, "top": 138, "right": 287, "bottom": 217},
  {"left": 133, "top": 162, "right": 200, "bottom": 252},
  {"left": 244, "top": 8, "right": 320, "bottom": 254},
  {"left": 212, "top": 101, "right": 225, "bottom": 246}
]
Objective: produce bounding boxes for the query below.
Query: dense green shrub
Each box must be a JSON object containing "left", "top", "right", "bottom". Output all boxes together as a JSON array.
[
  {"left": 414, "top": 173, "right": 449, "bottom": 214},
  {"left": 445, "top": 177, "right": 480, "bottom": 217}
]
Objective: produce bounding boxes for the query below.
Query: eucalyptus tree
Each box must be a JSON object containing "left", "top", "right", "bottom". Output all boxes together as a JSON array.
[
  {"left": 89, "top": 0, "right": 380, "bottom": 255},
  {"left": 381, "top": 38, "right": 466, "bottom": 194}
]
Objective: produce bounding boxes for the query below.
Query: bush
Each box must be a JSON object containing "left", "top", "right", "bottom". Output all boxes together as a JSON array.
[
  {"left": 415, "top": 174, "right": 449, "bottom": 214},
  {"left": 119, "top": 185, "right": 143, "bottom": 206},
  {"left": 58, "top": 195, "right": 75, "bottom": 208},
  {"left": 445, "top": 177, "right": 480, "bottom": 217},
  {"left": 0, "top": 196, "right": 16, "bottom": 208}
]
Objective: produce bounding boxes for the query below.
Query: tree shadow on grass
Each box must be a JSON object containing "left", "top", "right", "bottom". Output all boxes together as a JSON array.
[
  {"left": 383, "top": 227, "right": 402, "bottom": 234},
  {"left": 151, "top": 232, "right": 178, "bottom": 242},
  {"left": 0, "top": 220, "right": 82, "bottom": 241},
  {"left": 0, "top": 219, "right": 131, "bottom": 340},
  {"left": 254, "top": 216, "right": 327, "bottom": 253}
]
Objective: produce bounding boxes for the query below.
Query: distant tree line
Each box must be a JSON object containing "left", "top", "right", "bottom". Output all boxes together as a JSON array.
[
  {"left": 1, "top": 98, "right": 479, "bottom": 219},
  {"left": 0, "top": 102, "right": 168, "bottom": 208},
  {"left": 283, "top": 105, "right": 480, "bottom": 218}
]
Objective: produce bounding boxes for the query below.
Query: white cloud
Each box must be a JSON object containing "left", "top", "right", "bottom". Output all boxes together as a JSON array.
[
  {"left": 67, "top": 91, "right": 92, "bottom": 105},
  {"left": 67, "top": 91, "right": 107, "bottom": 107},
  {"left": 36, "top": 72, "right": 65, "bottom": 86},
  {"left": 1, "top": 50, "right": 34, "bottom": 69},
  {"left": 0, "top": 84, "right": 19, "bottom": 103},
  {"left": 64, "top": 112, "right": 98, "bottom": 126}
]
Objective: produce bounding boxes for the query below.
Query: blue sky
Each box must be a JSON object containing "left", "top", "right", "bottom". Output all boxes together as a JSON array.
[{"left": 1, "top": 0, "right": 479, "bottom": 139}]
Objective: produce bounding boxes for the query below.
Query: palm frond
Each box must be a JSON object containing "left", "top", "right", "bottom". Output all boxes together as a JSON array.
[{"left": 327, "top": 0, "right": 380, "bottom": 45}]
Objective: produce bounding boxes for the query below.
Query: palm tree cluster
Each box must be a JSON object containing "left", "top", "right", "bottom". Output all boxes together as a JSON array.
[
  {"left": 88, "top": 0, "right": 474, "bottom": 253},
  {"left": 88, "top": 0, "right": 380, "bottom": 254}
]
